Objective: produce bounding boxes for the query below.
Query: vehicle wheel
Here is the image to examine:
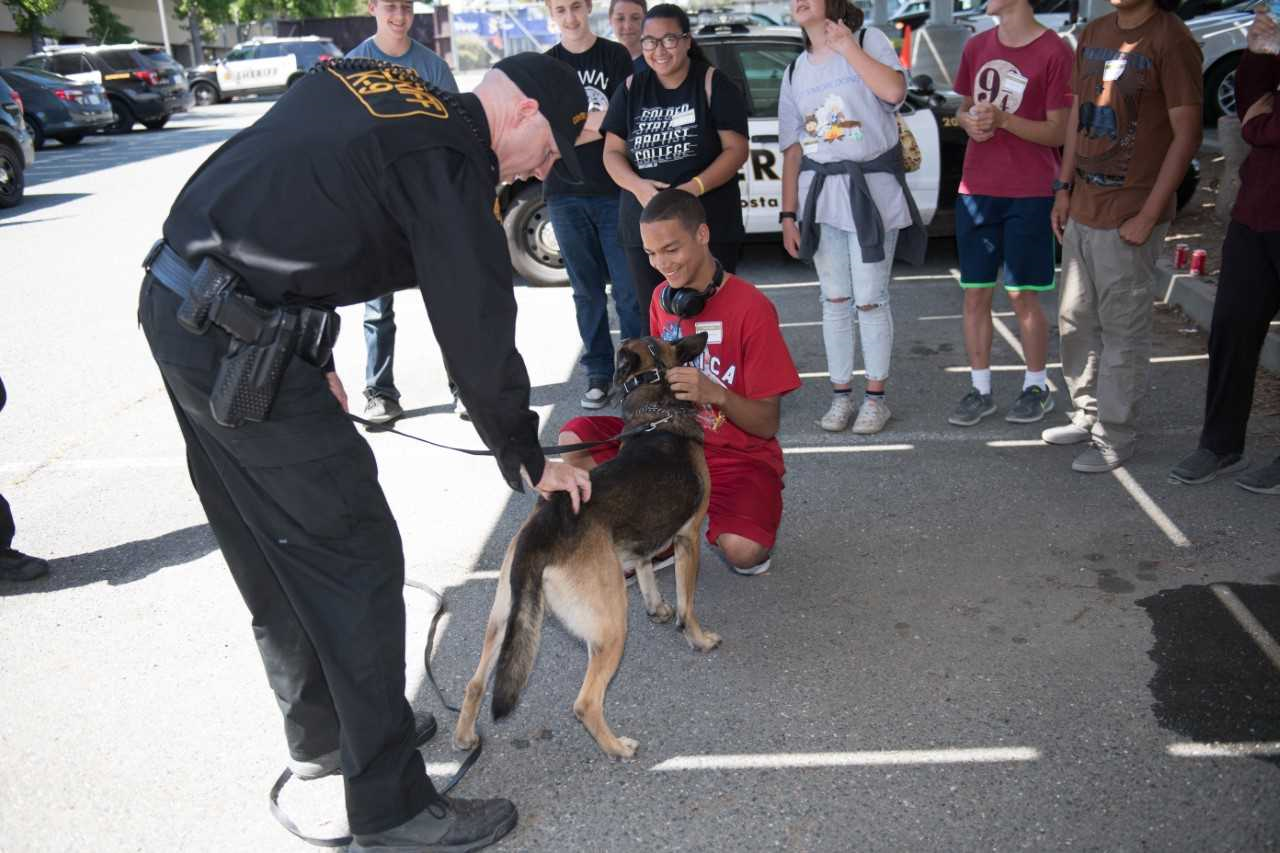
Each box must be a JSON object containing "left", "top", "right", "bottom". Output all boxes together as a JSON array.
[
  {"left": 1204, "top": 54, "right": 1240, "bottom": 124},
  {"left": 107, "top": 99, "right": 135, "bottom": 133},
  {"left": 1176, "top": 158, "right": 1200, "bottom": 213},
  {"left": 24, "top": 116, "right": 44, "bottom": 150},
  {"left": 142, "top": 115, "right": 170, "bottom": 131},
  {"left": 192, "top": 81, "right": 219, "bottom": 106},
  {"left": 56, "top": 132, "right": 85, "bottom": 146},
  {"left": 0, "top": 143, "right": 25, "bottom": 209},
  {"left": 503, "top": 183, "right": 568, "bottom": 287}
]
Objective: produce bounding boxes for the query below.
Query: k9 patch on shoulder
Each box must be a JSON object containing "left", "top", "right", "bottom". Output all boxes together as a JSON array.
[{"left": 328, "top": 66, "right": 449, "bottom": 120}]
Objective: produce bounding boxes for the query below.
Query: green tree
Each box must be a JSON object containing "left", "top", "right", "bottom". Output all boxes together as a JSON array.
[
  {"left": 174, "top": 0, "right": 234, "bottom": 65},
  {"left": 3, "top": 0, "right": 64, "bottom": 53},
  {"left": 85, "top": 0, "right": 134, "bottom": 43}
]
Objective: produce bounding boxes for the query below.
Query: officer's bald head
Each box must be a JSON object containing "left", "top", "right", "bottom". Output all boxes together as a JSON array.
[{"left": 473, "top": 69, "right": 561, "bottom": 184}]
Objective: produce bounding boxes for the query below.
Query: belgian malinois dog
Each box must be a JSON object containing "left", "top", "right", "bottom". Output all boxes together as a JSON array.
[{"left": 453, "top": 333, "right": 720, "bottom": 759}]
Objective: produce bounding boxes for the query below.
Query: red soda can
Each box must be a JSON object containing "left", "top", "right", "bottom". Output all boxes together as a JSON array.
[
  {"left": 1190, "top": 249, "right": 1207, "bottom": 276},
  {"left": 1174, "top": 243, "right": 1189, "bottom": 269}
]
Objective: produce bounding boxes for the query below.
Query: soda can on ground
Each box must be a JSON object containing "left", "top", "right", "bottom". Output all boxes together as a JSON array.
[
  {"left": 1174, "top": 243, "right": 1189, "bottom": 269},
  {"left": 1190, "top": 249, "right": 1207, "bottom": 276}
]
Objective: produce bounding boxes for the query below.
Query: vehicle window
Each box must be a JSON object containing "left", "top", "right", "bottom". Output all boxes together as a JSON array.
[
  {"left": 255, "top": 42, "right": 286, "bottom": 58},
  {"left": 735, "top": 42, "right": 803, "bottom": 118},
  {"left": 49, "top": 53, "right": 91, "bottom": 75},
  {"left": 98, "top": 50, "right": 145, "bottom": 71},
  {"left": 224, "top": 47, "right": 253, "bottom": 62},
  {"left": 17, "top": 57, "right": 49, "bottom": 71},
  {"left": 11, "top": 68, "right": 68, "bottom": 85},
  {"left": 138, "top": 47, "right": 177, "bottom": 65}
]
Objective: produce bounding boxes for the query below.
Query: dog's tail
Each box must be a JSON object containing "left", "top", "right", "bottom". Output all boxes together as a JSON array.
[{"left": 492, "top": 543, "right": 545, "bottom": 721}]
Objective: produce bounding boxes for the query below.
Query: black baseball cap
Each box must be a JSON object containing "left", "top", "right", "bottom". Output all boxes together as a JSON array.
[{"left": 495, "top": 53, "right": 588, "bottom": 183}]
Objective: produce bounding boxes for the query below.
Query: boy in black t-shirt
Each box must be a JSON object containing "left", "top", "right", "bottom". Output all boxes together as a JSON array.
[{"left": 545, "top": 0, "right": 647, "bottom": 409}]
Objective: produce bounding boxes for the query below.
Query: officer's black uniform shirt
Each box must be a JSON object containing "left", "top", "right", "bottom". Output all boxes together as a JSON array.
[{"left": 163, "top": 60, "right": 545, "bottom": 489}]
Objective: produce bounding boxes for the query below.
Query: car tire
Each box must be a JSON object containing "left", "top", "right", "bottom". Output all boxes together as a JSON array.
[
  {"left": 56, "top": 132, "right": 85, "bottom": 146},
  {"left": 192, "top": 81, "right": 219, "bottom": 106},
  {"left": 1204, "top": 54, "right": 1240, "bottom": 124},
  {"left": 142, "top": 115, "right": 170, "bottom": 131},
  {"left": 107, "top": 98, "right": 135, "bottom": 133},
  {"left": 503, "top": 183, "right": 569, "bottom": 287},
  {"left": 24, "top": 116, "right": 44, "bottom": 151},
  {"left": 0, "top": 142, "right": 25, "bottom": 209}
]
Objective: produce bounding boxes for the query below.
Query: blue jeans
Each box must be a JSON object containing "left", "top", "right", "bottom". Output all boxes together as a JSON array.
[
  {"left": 363, "top": 293, "right": 398, "bottom": 400},
  {"left": 546, "top": 194, "right": 645, "bottom": 381}
]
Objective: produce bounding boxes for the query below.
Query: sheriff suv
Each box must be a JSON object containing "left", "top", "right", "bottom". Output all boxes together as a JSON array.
[
  {"left": 18, "top": 43, "right": 192, "bottom": 133},
  {"left": 186, "top": 37, "right": 343, "bottom": 105},
  {"left": 499, "top": 22, "right": 942, "bottom": 287}
]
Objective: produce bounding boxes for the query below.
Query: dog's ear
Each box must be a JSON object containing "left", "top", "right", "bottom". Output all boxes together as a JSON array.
[
  {"left": 673, "top": 332, "right": 708, "bottom": 365},
  {"left": 614, "top": 346, "right": 642, "bottom": 386}
]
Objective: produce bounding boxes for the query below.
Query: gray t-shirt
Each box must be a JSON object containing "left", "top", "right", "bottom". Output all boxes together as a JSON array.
[
  {"left": 779, "top": 28, "right": 910, "bottom": 233},
  {"left": 346, "top": 37, "right": 457, "bottom": 92}
]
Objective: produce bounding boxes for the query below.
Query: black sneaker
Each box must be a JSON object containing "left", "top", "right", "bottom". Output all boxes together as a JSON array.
[
  {"left": 1005, "top": 385, "right": 1055, "bottom": 424},
  {"left": 350, "top": 796, "right": 517, "bottom": 852},
  {"left": 1169, "top": 448, "right": 1247, "bottom": 485},
  {"left": 1236, "top": 458, "right": 1280, "bottom": 495},
  {"left": 947, "top": 388, "right": 996, "bottom": 427},
  {"left": 288, "top": 711, "right": 438, "bottom": 780},
  {"left": 581, "top": 378, "right": 611, "bottom": 410},
  {"left": 0, "top": 551, "right": 49, "bottom": 582}
]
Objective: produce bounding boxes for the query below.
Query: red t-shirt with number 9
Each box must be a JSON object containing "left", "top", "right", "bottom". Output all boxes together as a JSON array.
[{"left": 955, "top": 28, "right": 1074, "bottom": 198}]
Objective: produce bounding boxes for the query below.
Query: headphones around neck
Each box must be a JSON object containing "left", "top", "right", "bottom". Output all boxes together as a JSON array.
[{"left": 658, "top": 261, "right": 725, "bottom": 319}]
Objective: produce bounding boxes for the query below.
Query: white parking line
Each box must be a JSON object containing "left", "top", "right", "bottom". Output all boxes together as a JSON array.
[
  {"left": 1109, "top": 467, "right": 1191, "bottom": 548},
  {"left": 1168, "top": 741, "right": 1280, "bottom": 758},
  {"left": 918, "top": 312, "right": 1016, "bottom": 321},
  {"left": 783, "top": 444, "right": 914, "bottom": 454},
  {"left": 1211, "top": 584, "right": 1280, "bottom": 672},
  {"left": 650, "top": 746, "right": 1040, "bottom": 771}
]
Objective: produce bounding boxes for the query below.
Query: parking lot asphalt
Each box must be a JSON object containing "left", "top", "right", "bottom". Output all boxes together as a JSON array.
[{"left": 2, "top": 101, "right": 1278, "bottom": 852}]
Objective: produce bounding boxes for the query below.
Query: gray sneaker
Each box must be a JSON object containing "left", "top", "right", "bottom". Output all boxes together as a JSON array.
[
  {"left": 1169, "top": 448, "right": 1248, "bottom": 485},
  {"left": 948, "top": 388, "right": 996, "bottom": 427},
  {"left": 363, "top": 395, "right": 404, "bottom": 425},
  {"left": 851, "top": 396, "right": 891, "bottom": 435},
  {"left": 1041, "top": 420, "right": 1092, "bottom": 445},
  {"left": 1236, "top": 458, "right": 1280, "bottom": 495},
  {"left": 581, "top": 378, "right": 611, "bottom": 410},
  {"left": 1006, "top": 385, "right": 1055, "bottom": 424},
  {"left": 1072, "top": 442, "right": 1134, "bottom": 473}
]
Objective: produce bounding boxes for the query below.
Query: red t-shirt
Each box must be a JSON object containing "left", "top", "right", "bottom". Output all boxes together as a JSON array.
[
  {"left": 649, "top": 274, "right": 802, "bottom": 477},
  {"left": 955, "top": 28, "right": 1074, "bottom": 198}
]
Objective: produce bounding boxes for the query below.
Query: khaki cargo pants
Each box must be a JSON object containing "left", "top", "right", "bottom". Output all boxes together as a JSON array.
[{"left": 1058, "top": 219, "right": 1169, "bottom": 452}]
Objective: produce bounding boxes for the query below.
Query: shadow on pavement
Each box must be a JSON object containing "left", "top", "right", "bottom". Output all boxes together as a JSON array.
[
  {"left": 24, "top": 125, "right": 244, "bottom": 188},
  {"left": 0, "top": 192, "right": 91, "bottom": 220},
  {"left": 1, "top": 523, "right": 219, "bottom": 595}
]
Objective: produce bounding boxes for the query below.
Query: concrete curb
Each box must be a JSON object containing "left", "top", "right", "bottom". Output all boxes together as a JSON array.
[{"left": 1152, "top": 257, "right": 1280, "bottom": 373}]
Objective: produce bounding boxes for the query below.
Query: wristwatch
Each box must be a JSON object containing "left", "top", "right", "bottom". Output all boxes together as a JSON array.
[
  {"left": 779, "top": 211, "right": 797, "bottom": 223},
  {"left": 1052, "top": 179, "right": 1074, "bottom": 193}
]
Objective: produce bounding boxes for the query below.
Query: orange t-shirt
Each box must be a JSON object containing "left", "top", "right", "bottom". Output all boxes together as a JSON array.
[{"left": 1068, "top": 10, "right": 1202, "bottom": 229}]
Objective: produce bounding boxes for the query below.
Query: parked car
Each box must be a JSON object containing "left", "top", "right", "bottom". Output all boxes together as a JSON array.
[
  {"left": 0, "top": 75, "right": 35, "bottom": 208},
  {"left": 1185, "top": 1, "right": 1252, "bottom": 123},
  {"left": 17, "top": 43, "right": 192, "bottom": 133},
  {"left": 186, "top": 37, "right": 343, "bottom": 105},
  {"left": 0, "top": 67, "right": 113, "bottom": 149}
]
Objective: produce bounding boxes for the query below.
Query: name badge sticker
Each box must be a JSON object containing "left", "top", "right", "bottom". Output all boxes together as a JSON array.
[
  {"left": 1000, "top": 69, "right": 1028, "bottom": 98},
  {"left": 694, "top": 321, "right": 723, "bottom": 345},
  {"left": 670, "top": 106, "right": 696, "bottom": 127},
  {"left": 1103, "top": 58, "right": 1127, "bottom": 83}
]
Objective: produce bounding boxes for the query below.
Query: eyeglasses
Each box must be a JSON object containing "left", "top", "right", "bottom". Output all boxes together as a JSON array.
[{"left": 639, "top": 33, "right": 690, "bottom": 51}]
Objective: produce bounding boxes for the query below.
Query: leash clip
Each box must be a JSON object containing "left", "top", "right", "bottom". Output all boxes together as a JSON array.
[{"left": 642, "top": 414, "right": 674, "bottom": 432}]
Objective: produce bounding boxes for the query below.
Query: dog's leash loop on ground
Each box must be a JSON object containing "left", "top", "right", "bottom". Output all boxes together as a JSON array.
[
  {"left": 348, "top": 413, "right": 672, "bottom": 457},
  {"left": 268, "top": 768, "right": 351, "bottom": 848}
]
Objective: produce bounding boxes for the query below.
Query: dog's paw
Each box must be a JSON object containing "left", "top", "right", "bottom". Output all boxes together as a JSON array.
[
  {"left": 453, "top": 731, "right": 479, "bottom": 751},
  {"left": 648, "top": 602, "right": 675, "bottom": 623},
  {"left": 688, "top": 630, "right": 722, "bottom": 653},
  {"left": 609, "top": 737, "right": 640, "bottom": 760}
]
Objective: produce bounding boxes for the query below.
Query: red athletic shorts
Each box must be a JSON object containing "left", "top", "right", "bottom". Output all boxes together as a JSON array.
[{"left": 561, "top": 416, "right": 784, "bottom": 550}]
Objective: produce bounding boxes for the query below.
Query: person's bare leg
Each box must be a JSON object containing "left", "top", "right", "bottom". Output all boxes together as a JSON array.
[
  {"left": 963, "top": 288, "right": 996, "bottom": 372},
  {"left": 1009, "top": 291, "right": 1049, "bottom": 373}
]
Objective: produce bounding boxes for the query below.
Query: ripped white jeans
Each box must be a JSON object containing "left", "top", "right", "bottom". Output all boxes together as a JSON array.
[{"left": 810, "top": 223, "right": 897, "bottom": 385}]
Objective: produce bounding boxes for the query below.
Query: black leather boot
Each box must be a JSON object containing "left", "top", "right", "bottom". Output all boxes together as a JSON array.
[{"left": 350, "top": 796, "right": 517, "bottom": 852}]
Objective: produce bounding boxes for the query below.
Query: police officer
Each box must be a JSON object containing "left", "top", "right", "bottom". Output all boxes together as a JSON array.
[{"left": 138, "top": 53, "right": 592, "bottom": 851}]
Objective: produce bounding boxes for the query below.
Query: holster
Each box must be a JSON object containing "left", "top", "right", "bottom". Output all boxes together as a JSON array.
[{"left": 209, "top": 310, "right": 301, "bottom": 428}]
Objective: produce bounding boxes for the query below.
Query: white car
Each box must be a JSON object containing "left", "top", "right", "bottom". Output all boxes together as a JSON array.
[
  {"left": 187, "top": 37, "right": 343, "bottom": 105},
  {"left": 500, "top": 24, "right": 942, "bottom": 287}
]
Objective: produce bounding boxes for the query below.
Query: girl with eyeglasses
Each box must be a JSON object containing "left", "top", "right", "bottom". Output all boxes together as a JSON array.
[{"left": 601, "top": 3, "right": 750, "bottom": 311}]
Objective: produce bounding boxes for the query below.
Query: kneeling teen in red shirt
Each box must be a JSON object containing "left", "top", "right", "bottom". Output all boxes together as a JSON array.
[{"left": 560, "top": 189, "right": 802, "bottom": 575}]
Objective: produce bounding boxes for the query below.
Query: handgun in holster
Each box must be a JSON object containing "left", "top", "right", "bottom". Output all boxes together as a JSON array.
[{"left": 209, "top": 307, "right": 301, "bottom": 428}]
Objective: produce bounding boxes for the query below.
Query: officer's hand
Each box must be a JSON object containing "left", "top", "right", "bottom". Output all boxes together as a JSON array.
[
  {"left": 534, "top": 461, "right": 593, "bottom": 514},
  {"left": 325, "top": 371, "right": 348, "bottom": 412},
  {"left": 667, "top": 366, "right": 725, "bottom": 407},
  {"left": 633, "top": 179, "right": 670, "bottom": 208}
]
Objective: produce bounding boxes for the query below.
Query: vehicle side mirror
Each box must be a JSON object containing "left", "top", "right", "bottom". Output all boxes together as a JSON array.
[{"left": 910, "top": 74, "right": 935, "bottom": 95}]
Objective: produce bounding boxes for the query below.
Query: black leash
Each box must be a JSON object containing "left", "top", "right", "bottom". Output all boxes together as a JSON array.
[{"left": 347, "top": 412, "right": 673, "bottom": 456}]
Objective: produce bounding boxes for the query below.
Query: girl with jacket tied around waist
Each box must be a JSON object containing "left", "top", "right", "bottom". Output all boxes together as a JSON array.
[
  {"left": 602, "top": 3, "right": 750, "bottom": 310},
  {"left": 779, "top": 0, "right": 926, "bottom": 435}
]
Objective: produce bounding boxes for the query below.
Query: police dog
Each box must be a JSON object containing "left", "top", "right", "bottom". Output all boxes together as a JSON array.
[{"left": 453, "top": 333, "right": 719, "bottom": 759}]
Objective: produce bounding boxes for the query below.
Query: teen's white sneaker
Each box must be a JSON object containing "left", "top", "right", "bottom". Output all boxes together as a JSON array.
[
  {"left": 817, "top": 394, "right": 857, "bottom": 432},
  {"left": 851, "top": 397, "right": 891, "bottom": 435}
]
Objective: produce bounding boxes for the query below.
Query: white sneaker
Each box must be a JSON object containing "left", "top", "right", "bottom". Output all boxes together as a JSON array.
[
  {"left": 818, "top": 394, "right": 857, "bottom": 432},
  {"left": 851, "top": 396, "right": 891, "bottom": 434}
]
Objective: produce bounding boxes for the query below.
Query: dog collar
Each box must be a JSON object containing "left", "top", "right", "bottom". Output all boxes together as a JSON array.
[{"left": 621, "top": 368, "right": 664, "bottom": 396}]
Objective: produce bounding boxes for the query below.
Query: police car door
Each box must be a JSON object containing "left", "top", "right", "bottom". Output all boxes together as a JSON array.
[
  {"left": 218, "top": 43, "right": 296, "bottom": 94},
  {"left": 717, "top": 38, "right": 799, "bottom": 234}
]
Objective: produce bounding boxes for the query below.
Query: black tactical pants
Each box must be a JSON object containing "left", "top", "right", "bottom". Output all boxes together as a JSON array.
[
  {"left": 1, "top": 375, "right": 15, "bottom": 558},
  {"left": 139, "top": 277, "right": 437, "bottom": 835}
]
